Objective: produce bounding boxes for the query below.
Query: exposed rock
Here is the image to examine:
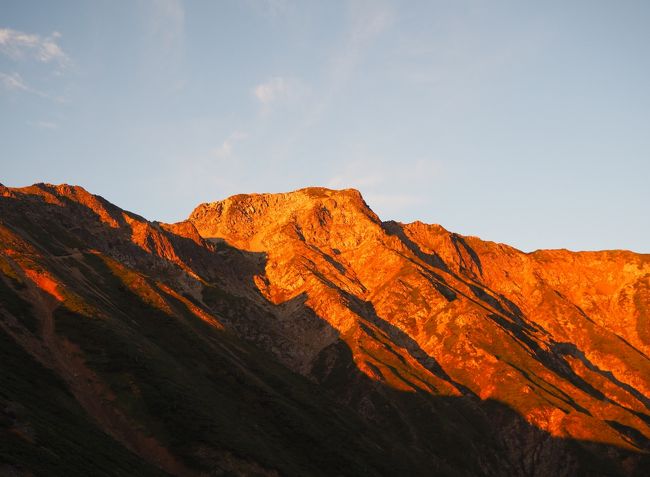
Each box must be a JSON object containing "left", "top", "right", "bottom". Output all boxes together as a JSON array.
[{"left": 0, "top": 183, "right": 648, "bottom": 476}]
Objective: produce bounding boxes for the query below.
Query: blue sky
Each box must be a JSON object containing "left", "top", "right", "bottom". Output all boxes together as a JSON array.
[{"left": 1, "top": 1, "right": 648, "bottom": 252}]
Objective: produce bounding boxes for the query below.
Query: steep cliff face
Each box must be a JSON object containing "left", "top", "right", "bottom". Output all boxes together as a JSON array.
[
  {"left": 0, "top": 183, "right": 648, "bottom": 476},
  {"left": 189, "top": 187, "right": 650, "bottom": 472}
]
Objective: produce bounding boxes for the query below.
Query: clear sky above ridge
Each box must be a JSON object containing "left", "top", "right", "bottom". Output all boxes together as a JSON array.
[{"left": 1, "top": 0, "right": 648, "bottom": 252}]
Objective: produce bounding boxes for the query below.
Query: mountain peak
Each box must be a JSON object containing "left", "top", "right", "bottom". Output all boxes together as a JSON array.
[
  {"left": 188, "top": 186, "right": 381, "bottom": 250},
  {"left": 1, "top": 182, "right": 649, "bottom": 475},
  {"left": 191, "top": 186, "right": 367, "bottom": 215}
]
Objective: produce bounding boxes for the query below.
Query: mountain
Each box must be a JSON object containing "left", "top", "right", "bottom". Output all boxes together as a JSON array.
[{"left": 0, "top": 183, "right": 648, "bottom": 476}]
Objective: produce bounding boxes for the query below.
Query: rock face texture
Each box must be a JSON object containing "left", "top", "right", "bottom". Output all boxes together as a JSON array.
[{"left": 0, "top": 183, "right": 648, "bottom": 476}]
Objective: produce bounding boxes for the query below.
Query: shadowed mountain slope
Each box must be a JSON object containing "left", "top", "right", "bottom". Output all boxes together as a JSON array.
[{"left": 0, "top": 183, "right": 648, "bottom": 476}]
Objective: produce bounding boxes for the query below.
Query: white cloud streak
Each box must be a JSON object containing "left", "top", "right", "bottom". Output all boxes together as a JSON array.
[
  {"left": 252, "top": 76, "right": 308, "bottom": 112},
  {"left": 0, "top": 71, "right": 29, "bottom": 91},
  {"left": 0, "top": 28, "right": 70, "bottom": 67},
  {"left": 0, "top": 71, "right": 61, "bottom": 101},
  {"left": 213, "top": 131, "right": 249, "bottom": 159}
]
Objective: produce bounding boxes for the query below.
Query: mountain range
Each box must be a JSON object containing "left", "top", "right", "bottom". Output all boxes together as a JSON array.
[{"left": 0, "top": 182, "right": 648, "bottom": 476}]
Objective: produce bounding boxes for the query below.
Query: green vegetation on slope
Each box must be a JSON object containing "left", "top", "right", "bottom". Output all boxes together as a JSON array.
[{"left": 0, "top": 325, "right": 165, "bottom": 477}]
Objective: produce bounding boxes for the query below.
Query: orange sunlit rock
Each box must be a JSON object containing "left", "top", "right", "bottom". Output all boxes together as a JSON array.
[
  {"left": 23, "top": 269, "right": 63, "bottom": 302},
  {"left": 189, "top": 186, "right": 650, "bottom": 450},
  {"left": 0, "top": 183, "right": 648, "bottom": 475}
]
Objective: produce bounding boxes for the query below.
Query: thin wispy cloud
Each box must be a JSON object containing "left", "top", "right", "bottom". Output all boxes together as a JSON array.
[
  {"left": 252, "top": 76, "right": 308, "bottom": 112},
  {"left": 327, "top": 162, "right": 438, "bottom": 191},
  {"left": 270, "top": 1, "right": 394, "bottom": 158},
  {"left": 0, "top": 71, "right": 29, "bottom": 92},
  {"left": 253, "top": 77, "right": 289, "bottom": 104},
  {"left": 146, "top": 0, "right": 185, "bottom": 52},
  {"left": 324, "top": 1, "right": 394, "bottom": 101},
  {"left": 327, "top": 159, "right": 384, "bottom": 189},
  {"left": 213, "top": 131, "right": 248, "bottom": 159},
  {"left": 0, "top": 71, "right": 62, "bottom": 101},
  {"left": 0, "top": 28, "right": 70, "bottom": 67},
  {"left": 139, "top": 0, "right": 186, "bottom": 90},
  {"left": 0, "top": 27, "right": 71, "bottom": 102},
  {"left": 326, "top": 152, "right": 439, "bottom": 217}
]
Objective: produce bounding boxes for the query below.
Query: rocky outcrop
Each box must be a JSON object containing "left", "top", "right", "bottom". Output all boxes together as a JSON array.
[{"left": 0, "top": 183, "right": 648, "bottom": 476}]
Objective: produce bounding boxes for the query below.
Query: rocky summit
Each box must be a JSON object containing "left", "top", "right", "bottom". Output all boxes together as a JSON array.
[{"left": 0, "top": 183, "right": 648, "bottom": 476}]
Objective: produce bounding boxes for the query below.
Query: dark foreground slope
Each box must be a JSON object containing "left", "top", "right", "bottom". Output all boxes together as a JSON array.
[{"left": 0, "top": 183, "right": 648, "bottom": 476}]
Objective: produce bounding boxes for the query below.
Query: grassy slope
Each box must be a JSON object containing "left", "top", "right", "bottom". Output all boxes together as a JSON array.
[{"left": 0, "top": 323, "right": 165, "bottom": 477}]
